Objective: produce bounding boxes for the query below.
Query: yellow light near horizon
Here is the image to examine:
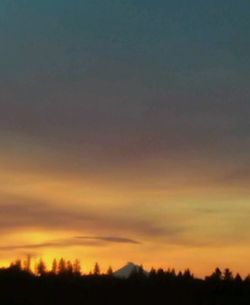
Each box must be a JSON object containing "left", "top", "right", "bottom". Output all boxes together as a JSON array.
[{"left": 0, "top": 147, "right": 250, "bottom": 278}]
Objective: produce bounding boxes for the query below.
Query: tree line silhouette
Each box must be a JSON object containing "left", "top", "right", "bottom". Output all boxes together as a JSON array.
[{"left": 0, "top": 258, "right": 250, "bottom": 305}]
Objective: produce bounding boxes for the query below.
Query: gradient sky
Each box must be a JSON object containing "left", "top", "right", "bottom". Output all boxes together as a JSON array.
[{"left": 0, "top": 0, "right": 250, "bottom": 276}]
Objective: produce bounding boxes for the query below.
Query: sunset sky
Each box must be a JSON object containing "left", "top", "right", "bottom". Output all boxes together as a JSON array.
[{"left": 0, "top": 0, "right": 250, "bottom": 277}]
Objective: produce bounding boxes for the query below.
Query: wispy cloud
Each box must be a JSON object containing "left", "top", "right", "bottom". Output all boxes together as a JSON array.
[
  {"left": 75, "top": 236, "right": 140, "bottom": 244},
  {"left": 0, "top": 195, "right": 172, "bottom": 239},
  {"left": 0, "top": 235, "right": 140, "bottom": 251}
]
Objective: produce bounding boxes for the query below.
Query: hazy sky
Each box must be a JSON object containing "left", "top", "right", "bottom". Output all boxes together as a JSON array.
[{"left": 0, "top": 0, "right": 250, "bottom": 276}]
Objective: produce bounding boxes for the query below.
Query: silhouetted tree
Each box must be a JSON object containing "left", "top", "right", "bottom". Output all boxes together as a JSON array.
[
  {"left": 245, "top": 274, "right": 250, "bottom": 283},
  {"left": 93, "top": 262, "right": 100, "bottom": 275},
  {"left": 131, "top": 265, "right": 146, "bottom": 279},
  {"left": 58, "top": 258, "right": 67, "bottom": 275},
  {"left": 107, "top": 266, "right": 113, "bottom": 276},
  {"left": 66, "top": 260, "right": 73, "bottom": 275},
  {"left": 170, "top": 268, "right": 176, "bottom": 277},
  {"left": 157, "top": 268, "right": 165, "bottom": 277},
  {"left": 183, "top": 269, "right": 193, "bottom": 280},
  {"left": 23, "top": 254, "right": 32, "bottom": 272},
  {"left": 1, "top": 258, "right": 250, "bottom": 305},
  {"left": 177, "top": 271, "right": 183, "bottom": 278},
  {"left": 223, "top": 268, "right": 233, "bottom": 281},
  {"left": 9, "top": 259, "right": 22, "bottom": 272},
  {"left": 206, "top": 267, "right": 222, "bottom": 281},
  {"left": 36, "top": 259, "right": 46, "bottom": 276},
  {"left": 165, "top": 268, "right": 176, "bottom": 279},
  {"left": 235, "top": 273, "right": 242, "bottom": 283},
  {"left": 73, "top": 259, "right": 81, "bottom": 275},
  {"left": 52, "top": 259, "right": 58, "bottom": 274},
  {"left": 138, "top": 265, "right": 144, "bottom": 274},
  {"left": 149, "top": 267, "right": 157, "bottom": 278}
]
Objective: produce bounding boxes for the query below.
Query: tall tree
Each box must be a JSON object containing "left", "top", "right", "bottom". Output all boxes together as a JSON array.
[
  {"left": 23, "top": 255, "right": 32, "bottom": 272},
  {"left": 93, "top": 262, "right": 100, "bottom": 276},
  {"left": 107, "top": 266, "right": 113, "bottom": 276},
  {"left": 223, "top": 268, "right": 233, "bottom": 281},
  {"left": 36, "top": 259, "right": 46, "bottom": 276},
  {"left": 58, "top": 258, "right": 67, "bottom": 275},
  {"left": 52, "top": 259, "right": 58, "bottom": 275},
  {"left": 66, "top": 261, "right": 73, "bottom": 275},
  {"left": 73, "top": 259, "right": 81, "bottom": 275},
  {"left": 206, "top": 267, "right": 222, "bottom": 281}
]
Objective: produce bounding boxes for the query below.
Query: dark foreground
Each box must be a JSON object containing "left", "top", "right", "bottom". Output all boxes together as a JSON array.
[{"left": 0, "top": 268, "right": 250, "bottom": 305}]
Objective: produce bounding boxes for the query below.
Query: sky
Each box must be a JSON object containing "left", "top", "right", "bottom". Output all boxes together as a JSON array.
[{"left": 0, "top": 0, "right": 250, "bottom": 276}]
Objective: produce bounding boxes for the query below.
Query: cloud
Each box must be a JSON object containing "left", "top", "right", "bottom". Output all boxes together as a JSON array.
[
  {"left": 0, "top": 235, "right": 140, "bottom": 252},
  {"left": 0, "top": 195, "right": 172, "bottom": 239},
  {"left": 218, "top": 168, "right": 250, "bottom": 186},
  {"left": 0, "top": 0, "right": 249, "bottom": 178},
  {"left": 75, "top": 236, "right": 140, "bottom": 244}
]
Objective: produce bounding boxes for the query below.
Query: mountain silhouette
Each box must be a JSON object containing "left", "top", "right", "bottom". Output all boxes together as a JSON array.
[{"left": 113, "top": 262, "right": 148, "bottom": 278}]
